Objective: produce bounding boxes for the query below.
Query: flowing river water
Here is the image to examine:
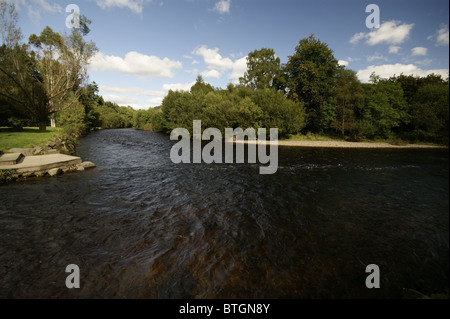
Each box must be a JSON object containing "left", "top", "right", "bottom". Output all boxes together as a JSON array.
[{"left": 0, "top": 128, "right": 448, "bottom": 298}]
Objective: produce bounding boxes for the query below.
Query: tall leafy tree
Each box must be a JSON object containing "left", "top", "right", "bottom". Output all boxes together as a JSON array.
[
  {"left": 358, "top": 74, "right": 409, "bottom": 139},
  {"left": 29, "top": 20, "right": 97, "bottom": 129},
  {"left": 240, "top": 48, "right": 282, "bottom": 90},
  {"left": 284, "top": 34, "right": 339, "bottom": 132},
  {"left": 0, "top": 1, "right": 49, "bottom": 129}
]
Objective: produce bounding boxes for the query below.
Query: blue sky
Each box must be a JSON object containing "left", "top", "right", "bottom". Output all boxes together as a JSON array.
[{"left": 12, "top": 0, "right": 450, "bottom": 109}]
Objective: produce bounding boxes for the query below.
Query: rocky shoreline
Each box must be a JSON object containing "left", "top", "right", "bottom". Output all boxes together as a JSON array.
[{"left": 0, "top": 137, "right": 95, "bottom": 183}]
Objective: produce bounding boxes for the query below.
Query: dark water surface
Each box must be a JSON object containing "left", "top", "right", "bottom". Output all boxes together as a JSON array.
[{"left": 1, "top": 129, "right": 448, "bottom": 298}]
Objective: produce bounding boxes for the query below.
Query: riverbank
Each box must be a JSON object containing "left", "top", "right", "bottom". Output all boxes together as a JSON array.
[
  {"left": 0, "top": 127, "right": 95, "bottom": 183},
  {"left": 271, "top": 140, "right": 448, "bottom": 149}
]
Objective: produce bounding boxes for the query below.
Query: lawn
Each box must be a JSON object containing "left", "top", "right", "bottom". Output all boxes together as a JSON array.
[{"left": 0, "top": 127, "right": 63, "bottom": 153}]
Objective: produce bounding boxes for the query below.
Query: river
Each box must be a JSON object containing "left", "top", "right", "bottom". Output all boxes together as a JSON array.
[{"left": 0, "top": 128, "right": 448, "bottom": 298}]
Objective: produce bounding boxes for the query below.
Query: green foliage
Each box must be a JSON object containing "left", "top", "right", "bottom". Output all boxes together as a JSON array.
[
  {"left": 409, "top": 83, "right": 449, "bottom": 144},
  {"left": 239, "top": 48, "right": 282, "bottom": 90},
  {"left": 356, "top": 77, "right": 409, "bottom": 139},
  {"left": 284, "top": 34, "right": 339, "bottom": 131},
  {"left": 153, "top": 77, "right": 307, "bottom": 139},
  {"left": 55, "top": 93, "right": 87, "bottom": 137}
]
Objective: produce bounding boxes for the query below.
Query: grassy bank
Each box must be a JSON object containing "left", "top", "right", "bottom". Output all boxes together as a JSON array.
[{"left": 0, "top": 127, "right": 63, "bottom": 153}]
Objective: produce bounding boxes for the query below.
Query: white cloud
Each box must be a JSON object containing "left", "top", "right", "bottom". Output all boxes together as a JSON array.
[
  {"left": 94, "top": 0, "right": 145, "bottom": 14},
  {"left": 102, "top": 94, "right": 140, "bottom": 106},
  {"left": 436, "top": 25, "right": 449, "bottom": 46},
  {"left": 162, "top": 82, "right": 196, "bottom": 92},
  {"left": 32, "top": 0, "right": 62, "bottom": 13},
  {"left": 349, "top": 32, "right": 366, "bottom": 45},
  {"left": 389, "top": 45, "right": 401, "bottom": 54},
  {"left": 99, "top": 85, "right": 165, "bottom": 97},
  {"left": 99, "top": 85, "right": 166, "bottom": 109},
  {"left": 366, "top": 53, "right": 388, "bottom": 62},
  {"left": 89, "top": 51, "right": 182, "bottom": 78},
  {"left": 338, "top": 60, "right": 349, "bottom": 67},
  {"left": 193, "top": 45, "right": 234, "bottom": 70},
  {"left": 429, "top": 24, "right": 449, "bottom": 46},
  {"left": 411, "top": 47, "right": 427, "bottom": 56},
  {"left": 357, "top": 63, "right": 449, "bottom": 83},
  {"left": 12, "top": 0, "right": 62, "bottom": 23},
  {"left": 347, "top": 57, "right": 360, "bottom": 62},
  {"left": 201, "top": 69, "right": 221, "bottom": 78},
  {"left": 350, "top": 20, "right": 414, "bottom": 46},
  {"left": 185, "top": 68, "right": 200, "bottom": 75},
  {"left": 229, "top": 56, "right": 248, "bottom": 84},
  {"left": 192, "top": 45, "right": 247, "bottom": 82},
  {"left": 213, "top": 0, "right": 231, "bottom": 14},
  {"left": 146, "top": 97, "right": 164, "bottom": 107}
]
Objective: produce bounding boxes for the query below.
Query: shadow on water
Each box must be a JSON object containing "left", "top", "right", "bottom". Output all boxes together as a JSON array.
[{"left": 0, "top": 129, "right": 448, "bottom": 298}]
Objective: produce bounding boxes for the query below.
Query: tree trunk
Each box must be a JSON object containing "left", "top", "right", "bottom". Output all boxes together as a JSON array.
[
  {"left": 39, "top": 120, "right": 47, "bottom": 132},
  {"left": 51, "top": 118, "right": 56, "bottom": 128}
]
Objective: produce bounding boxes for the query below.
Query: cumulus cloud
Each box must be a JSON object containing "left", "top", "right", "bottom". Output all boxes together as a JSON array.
[
  {"left": 102, "top": 94, "right": 140, "bottom": 106},
  {"left": 366, "top": 53, "right": 388, "bottom": 62},
  {"left": 89, "top": 51, "right": 182, "bottom": 78},
  {"left": 99, "top": 85, "right": 165, "bottom": 97},
  {"left": 338, "top": 60, "right": 349, "bottom": 67},
  {"left": 229, "top": 56, "right": 248, "bottom": 83},
  {"left": 193, "top": 45, "right": 234, "bottom": 71},
  {"left": 99, "top": 85, "right": 166, "bottom": 109},
  {"left": 356, "top": 63, "right": 449, "bottom": 83},
  {"left": 94, "top": 0, "right": 145, "bottom": 14},
  {"left": 201, "top": 69, "right": 221, "bottom": 78},
  {"left": 162, "top": 82, "right": 196, "bottom": 92},
  {"left": 411, "top": 47, "right": 427, "bottom": 56},
  {"left": 428, "top": 24, "right": 449, "bottom": 46},
  {"left": 192, "top": 45, "right": 247, "bottom": 82},
  {"left": 389, "top": 45, "right": 401, "bottom": 54},
  {"left": 213, "top": 0, "right": 231, "bottom": 14},
  {"left": 350, "top": 20, "right": 414, "bottom": 46}
]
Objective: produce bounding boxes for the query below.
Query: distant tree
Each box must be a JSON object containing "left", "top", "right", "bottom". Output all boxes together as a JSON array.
[
  {"left": 330, "top": 69, "right": 364, "bottom": 135},
  {"left": 191, "top": 75, "right": 214, "bottom": 96},
  {"left": 284, "top": 34, "right": 339, "bottom": 132},
  {"left": 239, "top": 48, "right": 282, "bottom": 90}
]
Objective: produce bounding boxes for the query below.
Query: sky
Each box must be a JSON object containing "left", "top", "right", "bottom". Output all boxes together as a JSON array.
[{"left": 10, "top": 0, "right": 450, "bottom": 110}]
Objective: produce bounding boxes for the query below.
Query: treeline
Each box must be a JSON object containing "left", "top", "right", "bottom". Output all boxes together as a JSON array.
[
  {"left": 150, "top": 77, "right": 306, "bottom": 138},
  {"left": 137, "top": 35, "right": 448, "bottom": 145}
]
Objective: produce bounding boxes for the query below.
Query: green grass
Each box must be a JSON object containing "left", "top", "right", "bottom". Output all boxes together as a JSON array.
[{"left": 0, "top": 127, "right": 63, "bottom": 153}]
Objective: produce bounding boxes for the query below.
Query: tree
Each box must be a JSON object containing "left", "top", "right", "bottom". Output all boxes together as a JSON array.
[
  {"left": 191, "top": 75, "right": 214, "bottom": 96},
  {"left": 29, "top": 21, "right": 97, "bottom": 129},
  {"left": 358, "top": 74, "right": 409, "bottom": 139},
  {"left": 239, "top": 48, "right": 281, "bottom": 90},
  {"left": 0, "top": 43, "right": 49, "bottom": 131},
  {"left": 284, "top": 34, "right": 339, "bottom": 132},
  {"left": 330, "top": 69, "right": 364, "bottom": 135},
  {"left": 410, "top": 83, "right": 449, "bottom": 143},
  {"left": 0, "top": 0, "right": 21, "bottom": 47}
]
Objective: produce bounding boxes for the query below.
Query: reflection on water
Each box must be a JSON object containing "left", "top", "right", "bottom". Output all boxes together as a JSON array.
[{"left": 0, "top": 129, "right": 448, "bottom": 298}]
